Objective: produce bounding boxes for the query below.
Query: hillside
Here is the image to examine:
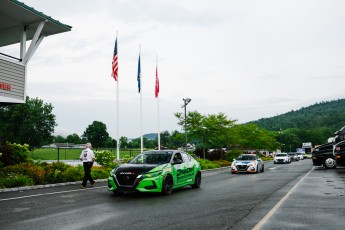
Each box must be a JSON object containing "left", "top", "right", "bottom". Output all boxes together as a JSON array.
[
  {"left": 251, "top": 99, "right": 345, "bottom": 131},
  {"left": 143, "top": 133, "right": 158, "bottom": 140}
]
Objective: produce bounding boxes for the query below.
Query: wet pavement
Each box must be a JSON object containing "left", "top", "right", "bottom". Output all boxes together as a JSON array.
[{"left": 256, "top": 165, "right": 345, "bottom": 229}]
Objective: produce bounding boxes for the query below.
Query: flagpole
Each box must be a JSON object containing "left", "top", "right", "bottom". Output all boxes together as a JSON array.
[
  {"left": 139, "top": 45, "right": 143, "bottom": 153},
  {"left": 156, "top": 55, "right": 161, "bottom": 150},
  {"left": 116, "top": 31, "right": 120, "bottom": 161}
]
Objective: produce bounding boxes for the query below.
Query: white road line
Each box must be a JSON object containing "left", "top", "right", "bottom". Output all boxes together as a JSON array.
[
  {"left": 252, "top": 167, "right": 313, "bottom": 230},
  {"left": 0, "top": 186, "right": 108, "bottom": 202}
]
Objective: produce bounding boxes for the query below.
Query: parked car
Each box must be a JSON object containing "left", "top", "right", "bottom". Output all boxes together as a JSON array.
[
  {"left": 296, "top": 152, "right": 304, "bottom": 160},
  {"left": 274, "top": 153, "right": 291, "bottom": 164},
  {"left": 231, "top": 154, "right": 264, "bottom": 174},
  {"left": 312, "top": 142, "right": 336, "bottom": 169},
  {"left": 288, "top": 152, "right": 299, "bottom": 161},
  {"left": 108, "top": 150, "right": 201, "bottom": 195}
]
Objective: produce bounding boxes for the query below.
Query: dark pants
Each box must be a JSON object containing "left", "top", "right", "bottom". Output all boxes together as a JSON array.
[{"left": 82, "top": 162, "right": 94, "bottom": 187}]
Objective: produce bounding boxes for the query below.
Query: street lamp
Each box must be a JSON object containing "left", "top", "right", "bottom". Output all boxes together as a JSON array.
[{"left": 182, "top": 98, "right": 191, "bottom": 151}]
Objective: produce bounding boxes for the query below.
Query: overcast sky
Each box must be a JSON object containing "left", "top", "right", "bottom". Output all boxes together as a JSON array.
[{"left": 3, "top": 0, "right": 345, "bottom": 139}]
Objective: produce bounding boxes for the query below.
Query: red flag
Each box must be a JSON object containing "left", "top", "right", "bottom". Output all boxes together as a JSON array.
[
  {"left": 111, "top": 37, "right": 118, "bottom": 81},
  {"left": 155, "top": 66, "right": 159, "bottom": 98}
]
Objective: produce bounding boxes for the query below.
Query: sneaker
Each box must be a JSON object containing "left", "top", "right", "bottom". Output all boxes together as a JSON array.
[
  {"left": 80, "top": 185, "right": 86, "bottom": 189},
  {"left": 91, "top": 181, "right": 96, "bottom": 187}
]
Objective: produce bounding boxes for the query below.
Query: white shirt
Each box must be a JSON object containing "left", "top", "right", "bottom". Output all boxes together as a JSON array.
[{"left": 80, "top": 148, "right": 95, "bottom": 162}]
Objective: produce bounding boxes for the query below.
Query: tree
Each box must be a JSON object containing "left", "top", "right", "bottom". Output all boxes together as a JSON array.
[
  {"left": 66, "top": 133, "right": 81, "bottom": 144},
  {"left": 0, "top": 96, "right": 56, "bottom": 149},
  {"left": 175, "top": 111, "right": 236, "bottom": 159},
  {"left": 228, "top": 124, "right": 277, "bottom": 151},
  {"left": 105, "top": 137, "right": 116, "bottom": 148},
  {"left": 82, "top": 121, "right": 109, "bottom": 150},
  {"left": 119, "top": 136, "right": 128, "bottom": 148},
  {"left": 170, "top": 130, "right": 184, "bottom": 149},
  {"left": 53, "top": 135, "right": 66, "bottom": 143},
  {"left": 160, "top": 130, "right": 171, "bottom": 148}
]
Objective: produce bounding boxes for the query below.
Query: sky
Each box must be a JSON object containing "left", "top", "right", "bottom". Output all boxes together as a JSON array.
[{"left": 2, "top": 0, "right": 345, "bottom": 139}]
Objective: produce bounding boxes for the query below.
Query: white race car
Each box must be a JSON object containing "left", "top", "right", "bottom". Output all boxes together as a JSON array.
[
  {"left": 274, "top": 153, "right": 291, "bottom": 164},
  {"left": 231, "top": 154, "right": 264, "bottom": 174}
]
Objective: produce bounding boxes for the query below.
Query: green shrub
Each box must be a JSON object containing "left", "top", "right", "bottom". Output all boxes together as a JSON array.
[
  {"left": 197, "top": 159, "right": 221, "bottom": 170},
  {"left": 94, "top": 150, "right": 115, "bottom": 167},
  {"left": 43, "top": 162, "right": 70, "bottom": 183},
  {"left": 0, "top": 142, "right": 31, "bottom": 166},
  {"left": 0, "top": 163, "right": 45, "bottom": 184},
  {"left": 120, "top": 155, "right": 133, "bottom": 164},
  {"left": 64, "top": 166, "right": 83, "bottom": 182},
  {"left": 212, "top": 160, "right": 232, "bottom": 167},
  {"left": 91, "top": 166, "right": 110, "bottom": 179},
  {"left": 0, "top": 173, "right": 34, "bottom": 188},
  {"left": 226, "top": 149, "right": 243, "bottom": 162}
]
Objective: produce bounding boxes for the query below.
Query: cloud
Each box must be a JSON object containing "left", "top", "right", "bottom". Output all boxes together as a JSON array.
[{"left": 10, "top": 0, "right": 345, "bottom": 139}]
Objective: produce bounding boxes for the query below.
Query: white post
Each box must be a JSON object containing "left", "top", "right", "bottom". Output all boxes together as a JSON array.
[
  {"left": 156, "top": 55, "right": 161, "bottom": 150},
  {"left": 116, "top": 31, "right": 120, "bottom": 160},
  {"left": 116, "top": 33, "right": 120, "bottom": 161},
  {"left": 139, "top": 46, "right": 143, "bottom": 153}
]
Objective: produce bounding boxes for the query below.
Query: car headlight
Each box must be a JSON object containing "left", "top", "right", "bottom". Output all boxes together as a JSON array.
[{"left": 144, "top": 170, "right": 163, "bottom": 178}]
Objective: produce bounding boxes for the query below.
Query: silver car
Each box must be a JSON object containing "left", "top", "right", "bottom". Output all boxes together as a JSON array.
[
  {"left": 274, "top": 153, "right": 291, "bottom": 164},
  {"left": 288, "top": 152, "right": 299, "bottom": 161},
  {"left": 231, "top": 154, "right": 265, "bottom": 174}
]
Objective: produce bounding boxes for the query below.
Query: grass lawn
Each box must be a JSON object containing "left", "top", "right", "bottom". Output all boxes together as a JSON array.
[{"left": 30, "top": 148, "right": 142, "bottom": 161}]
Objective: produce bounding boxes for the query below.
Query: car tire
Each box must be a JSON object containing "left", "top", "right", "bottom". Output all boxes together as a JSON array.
[
  {"left": 255, "top": 166, "right": 259, "bottom": 173},
  {"left": 162, "top": 175, "right": 173, "bottom": 195},
  {"left": 261, "top": 165, "right": 265, "bottom": 173},
  {"left": 191, "top": 171, "right": 201, "bottom": 188},
  {"left": 323, "top": 158, "right": 337, "bottom": 169},
  {"left": 274, "top": 162, "right": 276, "bottom": 164}
]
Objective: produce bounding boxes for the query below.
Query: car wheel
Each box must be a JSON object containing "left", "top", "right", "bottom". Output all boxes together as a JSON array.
[
  {"left": 162, "top": 175, "right": 173, "bottom": 195},
  {"left": 191, "top": 171, "right": 201, "bottom": 188},
  {"left": 261, "top": 165, "right": 265, "bottom": 173},
  {"left": 256, "top": 166, "right": 259, "bottom": 173},
  {"left": 274, "top": 162, "right": 276, "bottom": 164},
  {"left": 323, "top": 158, "right": 337, "bottom": 169}
]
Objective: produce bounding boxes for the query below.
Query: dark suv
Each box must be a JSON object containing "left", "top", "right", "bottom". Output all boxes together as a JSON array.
[
  {"left": 333, "top": 126, "right": 345, "bottom": 166},
  {"left": 312, "top": 142, "right": 336, "bottom": 169},
  {"left": 312, "top": 126, "right": 345, "bottom": 169}
]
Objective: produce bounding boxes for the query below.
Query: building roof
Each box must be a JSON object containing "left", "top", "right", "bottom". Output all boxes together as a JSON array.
[{"left": 0, "top": 0, "right": 72, "bottom": 47}]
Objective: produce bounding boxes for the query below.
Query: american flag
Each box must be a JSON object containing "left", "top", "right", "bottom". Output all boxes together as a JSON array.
[
  {"left": 111, "top": 37, "right": 118, "bottom": 81},
  {"left": 137, "top": 54, "right": 141, "bottom": 93},
  {"left": 155, "top": 66, "right": 159, "bottom": 98}
]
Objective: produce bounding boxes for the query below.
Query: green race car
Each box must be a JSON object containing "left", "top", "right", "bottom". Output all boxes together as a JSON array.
[{"left": 108, "top": 150, "right": 201, "bottom": 195}]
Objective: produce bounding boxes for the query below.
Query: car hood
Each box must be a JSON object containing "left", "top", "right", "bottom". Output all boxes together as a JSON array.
[
  {"left": 115, "top": 163, "right": 165, "bottom": 175},
  {"left": 275, "top": 156, "right": 288, "bottom": 159},
  {"left": 233, "top": 160, "right": 256, "bottom": 165}
]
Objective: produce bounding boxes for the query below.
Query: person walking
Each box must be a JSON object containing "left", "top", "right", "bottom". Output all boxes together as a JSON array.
[{"left": 79, "top": 143, "right": 95, "bottom": 189}]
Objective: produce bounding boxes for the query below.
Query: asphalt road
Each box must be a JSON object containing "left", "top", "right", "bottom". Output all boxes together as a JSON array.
[{"left": 1, "top": 159, "right": 344, "bottom": 230}]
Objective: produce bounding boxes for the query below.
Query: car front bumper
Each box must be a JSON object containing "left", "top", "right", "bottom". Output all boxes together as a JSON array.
[
  {"left": 108, "top": 175, "right": 164, "bottom": 193},
  {"left": 231, "top": 165, "right": 257, "bottom": 173}
]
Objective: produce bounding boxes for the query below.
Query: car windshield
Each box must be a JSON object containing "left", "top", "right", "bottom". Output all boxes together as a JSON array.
[
  {"left": 129, "top": 152, "right": 173, "bottom": 164},
  {"left": 276, "top": 154, "right": 287, "bottom": 157},
  {"left": 236, "top": 155, "right": 256, "bottom": 161}
]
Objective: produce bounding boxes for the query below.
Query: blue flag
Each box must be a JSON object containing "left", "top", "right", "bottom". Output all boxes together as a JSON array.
[{"left": 137, "top": 54, "right": 141, "bottom": 93}]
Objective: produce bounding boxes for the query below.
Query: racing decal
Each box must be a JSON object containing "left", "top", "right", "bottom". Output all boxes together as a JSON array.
[{"left": 176, "top": 167, "right": 194, "bottom": 182}]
